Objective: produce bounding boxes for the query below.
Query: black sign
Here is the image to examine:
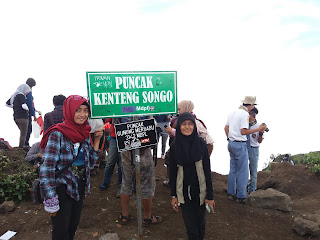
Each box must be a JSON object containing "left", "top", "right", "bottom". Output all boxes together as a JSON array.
[{"left": 114, "top": 119, "right": 157, "bottom": 152}]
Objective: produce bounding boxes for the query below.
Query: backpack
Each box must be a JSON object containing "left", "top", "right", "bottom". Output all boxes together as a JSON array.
[
  {"left": 32, "top": 179, "right": 45, "bottom": 203},
  {"left": 196, "top": 118, "right": 207, "bottom": 129},
  {"left": 32, "top": 143, "right": 83, "bottom": 203}
]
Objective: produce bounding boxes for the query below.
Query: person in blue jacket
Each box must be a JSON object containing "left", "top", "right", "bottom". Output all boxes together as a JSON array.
[{"left": 25, "top": 78, "right": 38, "bottom": 148}]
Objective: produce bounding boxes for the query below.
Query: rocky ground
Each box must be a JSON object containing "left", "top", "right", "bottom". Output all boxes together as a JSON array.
[{"left": 0, "top": 148, "right": 320, "bottom": 240}]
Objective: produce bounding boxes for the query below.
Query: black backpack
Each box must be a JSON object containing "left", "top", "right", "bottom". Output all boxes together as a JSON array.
[{"left": 32, "top": 179, "right": 45, "bottom": 203}]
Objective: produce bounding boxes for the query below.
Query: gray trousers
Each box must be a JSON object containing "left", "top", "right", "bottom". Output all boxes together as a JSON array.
[{"left": 14, "top": 118, "right": 29, "bottom": 147}]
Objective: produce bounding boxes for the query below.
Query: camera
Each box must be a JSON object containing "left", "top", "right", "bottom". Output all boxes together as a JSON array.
[
  {"left": 164, "top": 125, "right": 168, "bottom": 128},
  {"left": 262, "top": 123, "right": 269, "bottom": 132}
]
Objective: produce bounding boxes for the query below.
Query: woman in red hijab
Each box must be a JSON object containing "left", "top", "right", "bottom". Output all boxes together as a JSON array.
[{"left": 39, "top": 95, "right": 103, "bottom": 240}]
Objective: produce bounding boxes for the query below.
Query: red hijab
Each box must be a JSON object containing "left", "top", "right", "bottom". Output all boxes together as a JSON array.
[{"left": 40, "top": 95, "right": 91, "bottom": 149}]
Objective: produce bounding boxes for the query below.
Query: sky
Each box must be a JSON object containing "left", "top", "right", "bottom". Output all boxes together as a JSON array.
[{"left": 1, "top": 0, "right": 320, "bottom": 175}]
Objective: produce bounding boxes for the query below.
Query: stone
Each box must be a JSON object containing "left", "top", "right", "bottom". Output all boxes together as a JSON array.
[
  {"left": 247, "top": 188, "right": 292, "bottom": 212},
  {"left": 293, "top": 217, "right": 320, "bottom": 237},
  {"left": 99, "top": 233, "right": 120, "bottom": 240},
  {"left": 0, "top": 201, "right": 15, "bottom": 213},
  {"left": 301, "top": 213, "right": 317, "bottom": 222},
  {"left": 315, "top": 210, "right": 320, "bottom": 225}
]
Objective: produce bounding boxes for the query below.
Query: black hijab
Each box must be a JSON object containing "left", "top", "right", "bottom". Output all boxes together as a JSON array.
[{"left": 174, "top": 112, "right": 202, "bottom": 166}]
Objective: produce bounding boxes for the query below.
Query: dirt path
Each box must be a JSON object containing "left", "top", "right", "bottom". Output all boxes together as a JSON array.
[{"left": 1, "top": 158, "right": 319, "bottom": 240}]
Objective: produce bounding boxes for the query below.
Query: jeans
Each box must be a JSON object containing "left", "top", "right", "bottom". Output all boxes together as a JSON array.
[
  {"left": 227, "top": 141, "right": 249, "bottom": 199},
  {"left": 181, "top": 201, "right": 206, "bottom": 240},
  {"left": 101, "top": 138, "right": 122, "bottom": 186},
  {"left": 157, "top": 131, "right": 168, "bottom": 155},
  {"left": 247, "top": 146, "right": 259, "bottom": 193},
  {"left": 51, "top": 180, "right": 85, "bottom": 240},
  {"left": 156, "top": 122, "right": 169, "bottom": 155}
]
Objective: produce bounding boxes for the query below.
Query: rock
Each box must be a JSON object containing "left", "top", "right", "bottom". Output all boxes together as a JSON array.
[
  {"left": 0, "top": 201, "right": 15, "bottom": 213},
  {"left": 293, "top": 217, "right": 320, "bottom": 237},
  {"left": 247, "top": 188, "right": 292, "bottom": 212},
  {"left": 301, "top": 213, "right": 317, "bottom": 222},
  {"left": 315, "top": 210, "right": 320, "bottom": 225},
  {"left": 99, "top": 233, "right": 120, "bottom": 240}
]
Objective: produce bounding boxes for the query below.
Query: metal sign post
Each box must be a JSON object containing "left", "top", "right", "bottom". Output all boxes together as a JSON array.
[
  {"left": 133, "top": 116, "right": 143, "bottom": 239},
  {"left": 135, "top": 147, "right": 143, "bottom": 239}
]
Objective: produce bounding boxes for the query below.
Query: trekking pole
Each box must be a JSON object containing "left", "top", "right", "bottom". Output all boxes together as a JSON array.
[{"left": 134, "top": 117, "right": 143, "bottom": 239}]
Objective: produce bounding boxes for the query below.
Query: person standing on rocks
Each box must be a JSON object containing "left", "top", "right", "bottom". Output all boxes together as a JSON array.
[
  {"left": 25, "top": 78, "right": 39, "bottom": 149},
  {"left": 224, "top": 96, "right": 267, "bottom": 204},
  {"left": 5, "top": 84, "right": 32, "bottom": 148},
  {"left": 246, "top": 107, "right": 265, "bottom": 194}
]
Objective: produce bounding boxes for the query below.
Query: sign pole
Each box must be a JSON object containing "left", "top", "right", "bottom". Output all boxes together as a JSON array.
[{"left": 134, "top": 117, "right": 143, "bottom": 239}]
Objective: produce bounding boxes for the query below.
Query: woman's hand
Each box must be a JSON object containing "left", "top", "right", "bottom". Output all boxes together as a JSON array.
[
  {"left": 171, "top": 197, "right": 179, "bottom": 212},
  {"left": 165, "top": 126, "right": 172, "bottom": 134},
  {"left": 205, "top": 199, "right": 215, "bottom": 213},
  {"left": 93, "top": 129, "right": 104, "bottom": 151},
  {"left": 94, "top": 129, "right": 104, "bottom": 139}
]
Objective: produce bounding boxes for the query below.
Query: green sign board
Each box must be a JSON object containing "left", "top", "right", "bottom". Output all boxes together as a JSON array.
[{"left": 86, "top": 71, "right": 177, "bottom": 118}]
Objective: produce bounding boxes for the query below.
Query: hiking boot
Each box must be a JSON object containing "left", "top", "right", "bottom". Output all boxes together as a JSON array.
[
  {"left": 163, "top": 180, "right": 170, "bottom": 188},
  {"left": 23, "top": 145, "right": 30, "bottom": 151},
  {"left": 99, "top": 162, "right": 106, "bottom": 169},
  {"left": 228, "top": 194, "right": 237, "bottom": 201},
  {"left": 236, "top": 198, "right": 246, "bottom": 204},
  {"left": 90, "top": 169, "right": 97, "bottom": 177},
  {"left": 99, "top": 183, "right": 109, "bottom": 191}
]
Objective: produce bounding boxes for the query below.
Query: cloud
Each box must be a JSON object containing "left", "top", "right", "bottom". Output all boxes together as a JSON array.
[{"left": 1, "top": 0, "right": 320, "bottom": 174}]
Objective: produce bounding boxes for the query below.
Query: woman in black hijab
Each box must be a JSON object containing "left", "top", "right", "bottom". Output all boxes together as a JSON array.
[{"left": 169, "top": 112, "right": 215, "bottom": 240}]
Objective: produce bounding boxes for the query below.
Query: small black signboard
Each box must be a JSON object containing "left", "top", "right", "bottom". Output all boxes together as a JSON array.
[{"left": 114, "top": 118, "right": 157, "bottom": 152}]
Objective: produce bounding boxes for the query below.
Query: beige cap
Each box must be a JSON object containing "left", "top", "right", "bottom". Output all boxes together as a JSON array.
[{"left": 242, "top": 96, "right": 257, "bottom": 105}]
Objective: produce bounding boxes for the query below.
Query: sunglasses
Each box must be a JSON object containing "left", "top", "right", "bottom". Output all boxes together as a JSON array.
[{"left": 66, "top": 95, "right": 86, "bottom": 104}]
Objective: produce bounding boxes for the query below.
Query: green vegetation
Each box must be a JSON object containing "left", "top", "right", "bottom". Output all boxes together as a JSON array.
[
  {"left": 264, "top": 151, "right": 320, "bottom": 175},
  {"left": 302, "top": 152, "right": 320, "bottom": 175},
  {"left": 0, "top": 150, "right": 36, "bottom": 204}
]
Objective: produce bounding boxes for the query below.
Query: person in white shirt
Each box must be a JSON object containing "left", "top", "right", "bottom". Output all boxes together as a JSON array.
[
  {"left": 224, "top": 96, "right": 267, "bottom": 204},
  {"left": 246, "top": 107, "right": 264, "bottom": 194}
]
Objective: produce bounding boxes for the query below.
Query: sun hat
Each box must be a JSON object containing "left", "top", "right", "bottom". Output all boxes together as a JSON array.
[{"left": 242, "top": 96, "right": 257, "bottom": 105}]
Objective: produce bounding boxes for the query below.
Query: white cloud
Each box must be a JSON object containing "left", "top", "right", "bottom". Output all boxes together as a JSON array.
[{"left": 1, "top": 0, "right": 320, "bottom": 174}]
